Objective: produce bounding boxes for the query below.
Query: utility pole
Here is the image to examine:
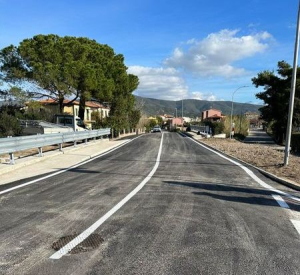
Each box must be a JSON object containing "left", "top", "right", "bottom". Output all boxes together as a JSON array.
[
  {"left": 181, "top": 99, "right": 184, "bottom": 131},
  {"left": 284, "top": 0, "right": 300, "bottom": 166}
]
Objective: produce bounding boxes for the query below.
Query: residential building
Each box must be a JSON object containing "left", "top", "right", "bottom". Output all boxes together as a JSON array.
[
  {"left": 182, "top": 117, "right": 192, "bottom": 123},
  {"left": 202, "top": 108, "right": 225, "bottom": 122},
  {"left": 170, "top": 117, "right": 184, "bottom": 127},
  {"left": 38, "top": 99, "right": 110, "bottom": 129}
]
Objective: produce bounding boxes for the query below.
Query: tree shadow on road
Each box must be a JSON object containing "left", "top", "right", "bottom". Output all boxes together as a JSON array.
[{"left": 164, "top": 180, "right": 300, "bottom": 212}]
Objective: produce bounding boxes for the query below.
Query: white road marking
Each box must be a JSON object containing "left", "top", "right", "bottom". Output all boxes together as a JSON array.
[
  {"left": 50, "top": 133, "right": 164, "bottom": 259},
  {"left": 187, "top": 137, "right": 300, "bottom": 203},
  {"left": 291, "top": 220, "right": 300, "bottom": 235},
  {"left": 186, "top": 137, "right": 300, "bottom": 237},
  {"left": 272, "top": 195, "right": 290, "bottom": 209},
  {"left": 0, "top": 137, "right": 140, "bottom": 196}
]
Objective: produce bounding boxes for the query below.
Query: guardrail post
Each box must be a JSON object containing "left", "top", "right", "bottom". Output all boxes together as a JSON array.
[
  {"left": 9, "top": 153, "right": 15, "bottom": 165},
  {"left": 38, "top": 147, "right": 43, "bottom": 157},
  {"left": 94, "top": 137, "right": 96, "bottom": 142},
  {"left": 74, "top": 140, "right": 77, "bottom": 147},
  {"left": 85, "top": 138, "right": 87, "bottom": 145},
  {"left": 58, "top": 143, "right": 63, "bottom": 151}
]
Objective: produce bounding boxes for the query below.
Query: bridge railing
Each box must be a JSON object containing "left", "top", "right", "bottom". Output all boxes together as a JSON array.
[{"left": 0, "top": 128, "right": 111, "bottom": 164}]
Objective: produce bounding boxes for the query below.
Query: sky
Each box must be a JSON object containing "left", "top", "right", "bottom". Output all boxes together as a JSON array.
[{"left": 0, "top": 0, "right": 299, "bottom": 104}]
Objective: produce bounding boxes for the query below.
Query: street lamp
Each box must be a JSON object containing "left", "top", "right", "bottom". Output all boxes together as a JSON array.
[
  {"left": 229, "top": 86, "right": 249, "bottom": 139},
  {"left": 284, "top": 0, "right": 300, "bottom": 166}
]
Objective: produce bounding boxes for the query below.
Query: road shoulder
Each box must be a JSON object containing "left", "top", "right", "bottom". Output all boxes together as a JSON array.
[
  {"left": 0, "top": 136, "right": 137, "bottom": 186},
  {"left": 183, "top": 132, "right": 300, "bottom": 191}
]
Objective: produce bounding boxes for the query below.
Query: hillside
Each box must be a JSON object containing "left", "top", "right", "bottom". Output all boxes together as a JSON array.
[{"left": 135, "top": 96, "right": 262, "bottom": 117}]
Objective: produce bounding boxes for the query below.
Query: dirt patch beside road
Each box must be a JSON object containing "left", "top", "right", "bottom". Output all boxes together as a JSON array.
[{"left": 200, "top": 138, "right": 300, "bottom": 185}]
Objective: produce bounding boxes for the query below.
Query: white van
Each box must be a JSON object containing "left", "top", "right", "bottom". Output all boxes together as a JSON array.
[{"left": 54, "top": 115, "right": 87, "bottom": 131}]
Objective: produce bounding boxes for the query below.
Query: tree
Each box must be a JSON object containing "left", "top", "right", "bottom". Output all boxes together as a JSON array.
[
  {"left": 128, "top": 109, "right": 141, "bottom": 129},
  {"left": 0, "top": 35, "right": 116, "bottom": 115},
  {"left": 252, "top": 61, "right": 300, "bottom": 143},
  {"left": 0, "top": 35, "right": 139, "bottom": 128}
]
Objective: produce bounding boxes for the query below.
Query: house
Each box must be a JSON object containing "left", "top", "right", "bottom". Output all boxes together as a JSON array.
[
  {"left": 160, "top": 114, "right": 174, "bottom": 122},
  {"left": 182, "top": 117, "right": 192, "bottom": 123},
  {"left": 202, "top": 109, "right": 225, "bottom": 122},
  {"left": 38, "top": 99, "right": 110, "bottom": 129},
  {"left": 170, "top": 117, "right": 184, "bottom": 127}
]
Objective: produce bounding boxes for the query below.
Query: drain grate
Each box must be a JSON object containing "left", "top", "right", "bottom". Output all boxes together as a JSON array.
[{"left": 52, "top": 233, "right": 104, "bottom": 254}]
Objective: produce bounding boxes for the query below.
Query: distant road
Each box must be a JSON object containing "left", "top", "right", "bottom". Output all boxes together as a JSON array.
[
  {"left": 1, "top": 132, "right": 300, "bottom": 274},
  {"left": 244, "top": 127, "right": 275, "bottom": 144}
]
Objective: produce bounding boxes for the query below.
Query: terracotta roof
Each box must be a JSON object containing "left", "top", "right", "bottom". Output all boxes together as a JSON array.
[{"left": 39, "top": 99, "right": 109, "bottom": 109}]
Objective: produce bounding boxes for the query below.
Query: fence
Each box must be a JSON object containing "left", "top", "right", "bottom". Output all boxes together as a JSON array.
[
  {"left": 190, "top": 125, "right": 210, "bottom": 134},
  {"left": 0, "top": 128, "right": 111, "bottom": 165}
]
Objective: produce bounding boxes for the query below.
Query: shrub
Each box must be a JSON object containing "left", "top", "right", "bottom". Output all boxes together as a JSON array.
[
  {"left": 204, "top": 121, "right": 225, "bottom": 135},
  {"left": 223, "top": 116, "right": 249, "bottom": 137},
  {"left": 0, "top": 112, "right": 22, "bottom": 137}
]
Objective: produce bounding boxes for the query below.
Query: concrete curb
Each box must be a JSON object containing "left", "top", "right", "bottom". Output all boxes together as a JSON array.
[
  {"left": 182, "top": 133, "right": 300, "bottom": 191},
  {"left": 0, "top": 138, "right": 129, "bottom": 177}
]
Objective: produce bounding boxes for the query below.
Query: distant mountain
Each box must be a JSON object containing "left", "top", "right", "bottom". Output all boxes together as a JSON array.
[{"left": 135, "top": 96, "right": 262, "bottom": 117}]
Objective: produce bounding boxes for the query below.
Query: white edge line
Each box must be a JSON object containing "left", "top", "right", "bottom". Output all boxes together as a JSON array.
[
  {"left": 186, "top": 137, "right": 300, "bottom": 203},
  {"left": 49, "top": 133, "right": 164, "bottom": 259},
  {"left": 0, "top": 136, "right": 141, "bottom": 196},
  {"left": 272, "top": 195, "right": 290, "bottom": 209},
  {"left": 291, "top": 220, "right": 300, "bottom": 235}
]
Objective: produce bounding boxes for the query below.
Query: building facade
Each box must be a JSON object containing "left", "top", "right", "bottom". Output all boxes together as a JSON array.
[
  {"left": 39, "top": 99, "right": 110, "bottom": 129},
  {"left": 202, "top": 109, "right": 225, "bottom": 122}
]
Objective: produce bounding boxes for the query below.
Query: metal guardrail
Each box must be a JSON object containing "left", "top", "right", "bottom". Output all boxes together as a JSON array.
[{"left": 0, "top": 128, "right": 111, "bottom": 164}]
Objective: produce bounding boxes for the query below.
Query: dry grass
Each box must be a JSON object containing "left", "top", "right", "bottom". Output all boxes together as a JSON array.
[{"left": 201, "top": 138, "right": 300, "bottom": 185}]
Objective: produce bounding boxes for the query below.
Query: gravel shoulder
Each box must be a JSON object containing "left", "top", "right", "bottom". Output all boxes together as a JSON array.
[{"left": 196, "top": 136, "right": 300, "bottom": 187}]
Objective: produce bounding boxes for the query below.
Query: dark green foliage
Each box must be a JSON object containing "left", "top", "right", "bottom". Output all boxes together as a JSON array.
[
  {"left": 128, "top": 109, "right": 141, "bottom": 129},
  {"left": 204, "top": 121, "right": 225, "bottom": 135},
  {"left": 252, "top": 61, "right": 300, "bottom": 143},
  {"left": 0, "top": 108, "right": 22, "bottom": 137},
  {"left": 233, "top": 133, "right": 247, "bottom": 141},
  {"left": 291, "top": 133, "right": 300, "bottom": 153}
]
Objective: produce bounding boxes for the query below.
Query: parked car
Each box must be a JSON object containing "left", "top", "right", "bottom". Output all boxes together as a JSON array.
[{"left": 151, "top": 126, "right": 162, "bottom": 133}]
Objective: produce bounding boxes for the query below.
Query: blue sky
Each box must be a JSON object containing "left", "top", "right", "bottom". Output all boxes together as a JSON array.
[{"left": 0, "top": 0, "right": 299, "bottom": 104}]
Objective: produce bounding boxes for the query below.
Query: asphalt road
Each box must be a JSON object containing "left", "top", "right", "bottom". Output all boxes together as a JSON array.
[{"left": 1, "top": 132, "right": 300, "bottom": 275}]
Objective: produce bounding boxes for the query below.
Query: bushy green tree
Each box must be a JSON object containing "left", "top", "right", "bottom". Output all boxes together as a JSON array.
[
  {"left": 252, "top": 61, "right": 300, "bottom": 143},
  {"left": 0, "top": 35, "right": 139, "bottom": 129}
]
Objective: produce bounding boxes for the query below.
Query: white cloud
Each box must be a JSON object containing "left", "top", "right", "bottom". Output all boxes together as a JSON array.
[
  {"left": 164, "top": 29, "right": 272, "bottom": 78},
  {"left": 128, "top": 66, "right": 188, "bottom": 100},
  {"left": 191, "top": 91, "right": 218, "bottom": 101}
]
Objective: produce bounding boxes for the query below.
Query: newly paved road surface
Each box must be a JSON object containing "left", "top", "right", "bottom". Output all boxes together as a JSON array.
[
  {"left": 1, "top": 132, "right": 300, "bottom": 274},
  {"left": 244, "top": 128, "right": 275, "bottom": 144}
]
